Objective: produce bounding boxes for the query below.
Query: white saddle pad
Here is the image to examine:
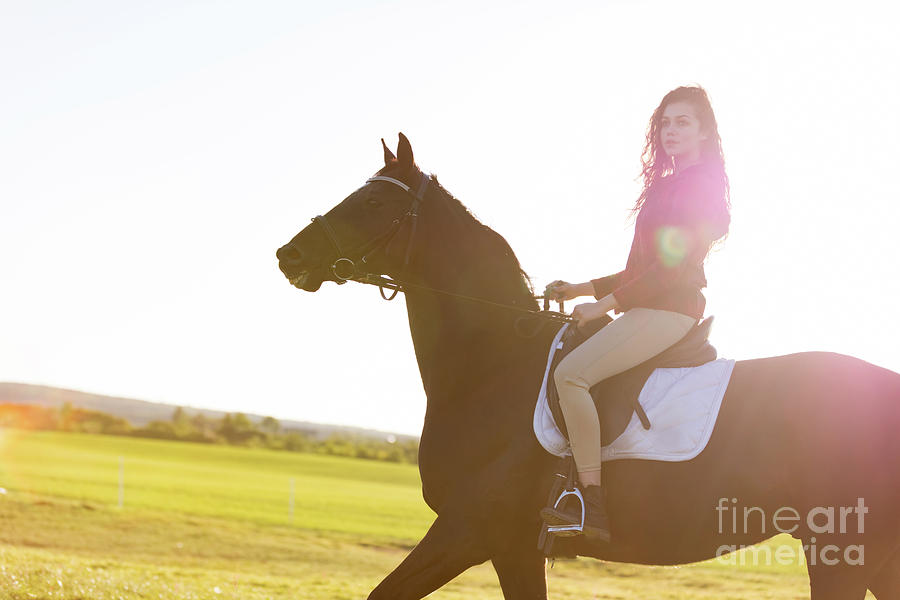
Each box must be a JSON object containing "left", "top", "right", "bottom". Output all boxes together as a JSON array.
[{"left": 533, "top": 322, "right": 736, "bottom": 462}]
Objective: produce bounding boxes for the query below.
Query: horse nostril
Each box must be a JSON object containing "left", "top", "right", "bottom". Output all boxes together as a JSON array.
[{"left": 276, "top": 245, "right": 302, "bottom": 263}]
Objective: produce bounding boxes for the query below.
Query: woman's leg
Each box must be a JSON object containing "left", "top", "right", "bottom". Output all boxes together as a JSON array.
[{"left": 553, "top": 308, "right": 698, "bottom": 486}]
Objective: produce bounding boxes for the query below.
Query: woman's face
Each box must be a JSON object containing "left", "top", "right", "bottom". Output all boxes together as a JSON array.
[{"left": 659, "top": 101, "right": 707, "bottom": 162}]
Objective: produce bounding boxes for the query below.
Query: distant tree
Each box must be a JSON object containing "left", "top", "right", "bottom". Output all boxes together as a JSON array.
[
  {"left": 131, "top": 420, "right": 177, "bottom": 440},
  {"left": 167, "top": 406, "right": 197, "bottom": 438},
  {"left": 59, "top": 402, "right": 74, "bottom": 431},
  {"left": 14, "top": 398, "right": 418, "bottom": 464},
  {"left": 0, "top": 404, "right": 58, "bottom": 430},
  {"left": 232, "top": 413, "right": 253, "bottom": 430},
  {"left": 171, "top": 406, "right": 188, "bottom": 425},
  {"left": 260, "top": 416, "right": 281, "bottom": 434},
  {"left": 190, "top": 413, "right": 216, "bottom": 438},
  {"left": 78, "top": 409, "right": 130, "bottom": 435},
  {"left": 283, "top": 432, "right": 312, "bottom": 452},
  {"left": 217, "top": 412, "right": 262, "bottom": 445}
]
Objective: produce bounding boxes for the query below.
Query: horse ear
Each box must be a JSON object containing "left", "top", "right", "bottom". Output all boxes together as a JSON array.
[
  {"left": 381, "top": 138, "right": 395, "bottom": 166},
  {"left": 397, "top": 132, "right": 414, "bottom": 167}
]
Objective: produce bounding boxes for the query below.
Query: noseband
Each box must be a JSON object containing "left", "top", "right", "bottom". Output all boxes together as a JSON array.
[{"left": 311, "top": 171, "right": 430, "bottom": 297}]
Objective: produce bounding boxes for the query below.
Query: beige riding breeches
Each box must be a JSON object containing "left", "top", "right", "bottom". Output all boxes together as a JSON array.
[{"left": 553, "top": 307, "right": 698, "bottom": 473}]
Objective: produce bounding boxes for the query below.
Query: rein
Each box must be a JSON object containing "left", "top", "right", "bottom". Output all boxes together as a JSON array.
[
  {"left": 356, "top": 271, "right": 572, "bottom": 323},
  {"left": 309, "top": 171, "right": 573, "bottom": 333}
]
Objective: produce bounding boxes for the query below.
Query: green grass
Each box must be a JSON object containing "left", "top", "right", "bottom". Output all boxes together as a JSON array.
[
  {"left": 0, "top": 429, "right": 430, "bottom": 542},
  {"left": 0, "top": 429, "right": 874, "bottom": 599}
]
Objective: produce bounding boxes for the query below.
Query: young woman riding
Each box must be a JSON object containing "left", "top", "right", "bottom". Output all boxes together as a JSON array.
[{"left": 542, "top": 85, "right": 732, "bottom": 541}]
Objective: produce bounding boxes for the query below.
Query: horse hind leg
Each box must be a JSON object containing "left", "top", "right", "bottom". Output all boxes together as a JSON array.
[
  {"left": 868, "top": 545, "right": 900, "bottom": 599},
  {"left": 807, "top": 569, "right": 868, "bottom": 600},
  {"left": 804, "top": 540, "right": 869, "bottom": 600},
  {"left": 367, "top": 513, "right": 491, "bottom": 600}
]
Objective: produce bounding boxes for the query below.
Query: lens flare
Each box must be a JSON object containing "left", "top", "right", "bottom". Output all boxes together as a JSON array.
[{"left": 654, "top": 226, "right": 689, "bottom": 267}]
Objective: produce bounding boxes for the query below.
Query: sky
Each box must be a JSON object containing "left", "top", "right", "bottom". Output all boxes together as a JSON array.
[{"left": 2, "top": 1, "right": 899, "bottom": 437}]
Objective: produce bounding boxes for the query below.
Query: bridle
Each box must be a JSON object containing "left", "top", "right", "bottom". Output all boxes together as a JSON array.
[
  {"left": 311, "top": 170, "right": 429, "bottom": 298},
  {"left": 307, "top": 170, "right": 573, "bottom": 332}
]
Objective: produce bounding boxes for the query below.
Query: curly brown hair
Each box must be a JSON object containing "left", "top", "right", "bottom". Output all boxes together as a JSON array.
[{"left": 629, "top": 85, "right": 731, "bottom": 225}]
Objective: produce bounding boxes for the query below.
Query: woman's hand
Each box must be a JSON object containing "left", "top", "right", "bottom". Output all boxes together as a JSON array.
[
  {"left": 544, "top": 280, "right": 578, "bottom": 302},
  {"left": 571, "top": 302, "right": 609, "bottom": 330},
  {"left": 543, "top": 280, "right": 571, "bottom": 301}
]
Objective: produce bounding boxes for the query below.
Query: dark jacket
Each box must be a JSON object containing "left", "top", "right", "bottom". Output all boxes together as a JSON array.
[{"left": 591, "top": 162, "right": 730, "bottom": 320}]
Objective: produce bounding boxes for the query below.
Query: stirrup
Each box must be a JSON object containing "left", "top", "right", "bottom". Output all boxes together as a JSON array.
[{"left": 546, "top": 486, "right": 585, "bottom": 537}]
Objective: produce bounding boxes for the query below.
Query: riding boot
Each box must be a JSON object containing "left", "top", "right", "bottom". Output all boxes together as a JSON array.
[{"left": 540, "top": 484, "right": 612, "bottom": 542}]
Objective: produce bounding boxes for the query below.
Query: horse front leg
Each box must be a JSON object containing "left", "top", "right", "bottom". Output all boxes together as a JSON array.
[
  {"left": 367, "top": 512, "right": 491, "bottom": 600},
  {"left": 490, "top": 545, "right": 548, "bottom": 600}
]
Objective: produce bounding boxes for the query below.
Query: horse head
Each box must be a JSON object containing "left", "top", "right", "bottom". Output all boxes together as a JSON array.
[{"left": 276, "top": 133, "right": 427, "bottom": 292}]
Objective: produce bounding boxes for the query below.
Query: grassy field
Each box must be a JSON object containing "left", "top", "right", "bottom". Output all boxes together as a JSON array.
[{"left": 0, "top": 429, "right": 870, "bottom": 599}]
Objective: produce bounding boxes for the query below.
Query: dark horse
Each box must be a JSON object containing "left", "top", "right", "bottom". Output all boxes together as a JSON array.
[{"left": 276, "top": 134, "right": 900, "bottom": 599}]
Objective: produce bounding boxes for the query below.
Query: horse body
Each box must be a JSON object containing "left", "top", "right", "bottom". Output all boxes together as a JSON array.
[
  {"left": 574, "top": 352, "right": 900, "bottom": 567},
  {"left": 276, "top": 134, "right": 900, "bottom": 599}
]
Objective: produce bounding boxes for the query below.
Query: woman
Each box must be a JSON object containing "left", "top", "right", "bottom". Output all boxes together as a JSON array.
[{"left": 541, "top": 85, "right": 732, "bottom": 542}]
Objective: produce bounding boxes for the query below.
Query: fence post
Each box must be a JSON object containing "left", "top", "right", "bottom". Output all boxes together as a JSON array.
[
  {"left": 118, "top": 456, "right": 124, "bottom": 508},
  {"left": 289, "top": 477, "right": 295, "bottom": 521}
]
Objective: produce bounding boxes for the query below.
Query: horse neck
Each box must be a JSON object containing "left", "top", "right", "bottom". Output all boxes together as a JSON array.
[{"left": 401, "top": 193, "right": 546, "bottom": 405}]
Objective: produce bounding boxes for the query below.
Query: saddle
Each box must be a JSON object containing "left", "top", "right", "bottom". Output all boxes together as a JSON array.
[{"left": 546, "top": 315, "right": 718, "bottom": 445}]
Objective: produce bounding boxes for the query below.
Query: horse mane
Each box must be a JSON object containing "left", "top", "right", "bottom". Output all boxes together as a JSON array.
[
  {"left": 428, "top": 174, "right": 539, "bottom": 310},
  {"left": 374, "top": 161, "right": 539, "bottom": 311}
]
